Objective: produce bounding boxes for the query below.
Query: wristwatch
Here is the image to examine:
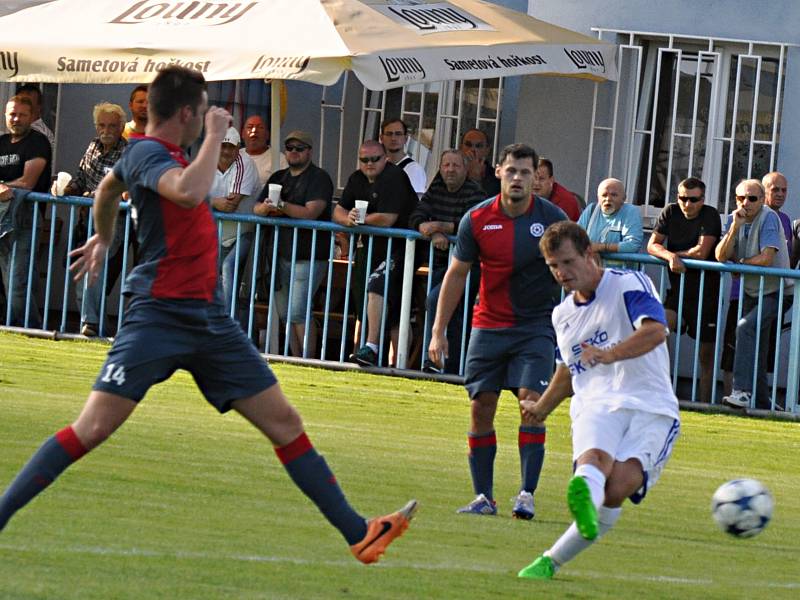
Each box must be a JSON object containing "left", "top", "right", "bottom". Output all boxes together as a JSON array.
[{"left": 277, "top": 199, "right": 285, "bottom": 210}]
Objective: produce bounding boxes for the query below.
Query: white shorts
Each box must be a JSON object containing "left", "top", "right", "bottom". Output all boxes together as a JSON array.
[{"left": 571, "top": 403, "right": 680, "bottom": 503}]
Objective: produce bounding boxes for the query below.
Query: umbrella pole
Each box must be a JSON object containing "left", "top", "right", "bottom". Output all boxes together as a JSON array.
[{"left": 270, "top": 81, "right": 280, "bottom": 174}]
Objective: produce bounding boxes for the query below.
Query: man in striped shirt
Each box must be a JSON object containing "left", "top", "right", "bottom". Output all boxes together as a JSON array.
[
  {"left": 410, "top": 149, "right": 485, "bottom": 373},
  {"left": 210, "top": 127, "right": 259, "bottom": 321}
]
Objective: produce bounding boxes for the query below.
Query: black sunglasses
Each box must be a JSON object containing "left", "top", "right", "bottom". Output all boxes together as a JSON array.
[
  {"left": 359, "top": 155, "right": 384, "bottom": 164},
  {"left": 677, "top": 195, "right": 704, "bottom": 204},
  {"left": 735, "top": 194, "right": 760, "bottom": 203},
  {"left": 285, "top": 143, "right": 309, "bottom": 152},
  {"left": 463, "top": 141, "right": 486, "bottom": 149}
]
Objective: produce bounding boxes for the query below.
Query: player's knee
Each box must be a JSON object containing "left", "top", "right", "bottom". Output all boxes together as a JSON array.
[
  {"left": 275, "top": 402, "right": 304, "bottom": 431},
  {"left": 74, "top": 420, "right": 115, "bottom": 449}
]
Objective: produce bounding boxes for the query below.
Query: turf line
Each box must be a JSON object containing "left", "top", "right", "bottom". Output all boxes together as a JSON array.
[{"left": 1, "top": 542, "right": 798, "bottom": 589}]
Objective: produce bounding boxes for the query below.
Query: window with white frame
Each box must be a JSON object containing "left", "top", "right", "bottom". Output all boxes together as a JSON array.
[
  {"left": 320, "top": 74, "right": 503, "bottom": 192},
  {"left": 587, "top": 29, "right": 786, "bottom": 223}
]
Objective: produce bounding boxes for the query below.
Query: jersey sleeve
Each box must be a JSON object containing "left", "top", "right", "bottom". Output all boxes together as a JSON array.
[
  {"left": 453, "top": 210, "right": 479, "bottom": 263},
  {"left": 622, "top": 272, "right": 667, "bottom": 329},
  {"left": 114, "top": 140, "right": 176, "bottom": 193},
  {"left": 554, "top": 342, "right": 565, "bottom": 365}
]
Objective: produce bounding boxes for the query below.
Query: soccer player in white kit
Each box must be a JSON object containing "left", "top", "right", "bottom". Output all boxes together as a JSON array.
[{"left": 517, "top": 221, "right": 680, "bottom": 580}]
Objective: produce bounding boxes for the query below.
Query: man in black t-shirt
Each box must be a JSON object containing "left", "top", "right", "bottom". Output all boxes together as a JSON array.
[
  {"left": 0, "top": 95, "right": 52, "bottom": 328},
  {"left": 647, "top": 177, "right": 721, "bottom": 402},
  {"left": 333, "top": 140, "right": 418, "bottom": 367},
  {"left": 255, "top": 130, "right": 333, "bottom": 357}
]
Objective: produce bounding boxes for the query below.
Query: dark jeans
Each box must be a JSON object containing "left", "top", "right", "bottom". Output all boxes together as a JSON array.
[{"left": 0, "top": 226, "right": 41, "bottom": 328}]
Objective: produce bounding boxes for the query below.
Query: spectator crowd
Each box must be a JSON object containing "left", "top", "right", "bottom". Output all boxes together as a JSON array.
[{"left": 0, "top": 83, "right": 796, "bottom": 411}]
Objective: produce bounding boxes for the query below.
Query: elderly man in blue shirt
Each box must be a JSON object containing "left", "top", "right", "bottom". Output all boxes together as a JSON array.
[{"left": 578, "top": 178, "right": 643, "bottom": 266}]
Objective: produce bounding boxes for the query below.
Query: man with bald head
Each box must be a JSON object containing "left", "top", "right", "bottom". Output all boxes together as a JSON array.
[
  {"left": 240, "top": 115, "right": 287, "bottom": 189},
  {"left": 763, "top": 172, "right": 791, "bottom": 258},
  {"left": 715, "top": 178, "right": 792, "bottom": 409},
  {"left": 334, "top": 140, "right": 418, "bottom": 367},
  {"left": 577, "top": 178, "right": 643, "bottom": 265}
]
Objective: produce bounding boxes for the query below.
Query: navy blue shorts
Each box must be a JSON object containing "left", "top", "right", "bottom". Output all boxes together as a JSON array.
[
  {"left": 93, "top": 297, "right": 277, "bottom": 412},
  {"left": 464, "top": 320, "right": 556, "bottom": 399}
]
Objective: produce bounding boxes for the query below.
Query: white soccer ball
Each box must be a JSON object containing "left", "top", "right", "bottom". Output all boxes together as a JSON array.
[{"left": 711, "top": 478, "right": 773, "bottom": 538}]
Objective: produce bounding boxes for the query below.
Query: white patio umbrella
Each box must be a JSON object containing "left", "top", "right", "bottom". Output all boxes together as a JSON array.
[
  {"left": 0, "top": 0, "right": 617, "bottom": 368},
  {"left": 0, "top": 0, "right": 617, "bottom": 87}
]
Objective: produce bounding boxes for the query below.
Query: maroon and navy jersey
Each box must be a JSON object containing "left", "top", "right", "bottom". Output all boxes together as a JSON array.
[
  {"left": 113, "top": 136, "right": 219, "bottom": 302},
  {"left": 454, "top": 195, "right": 567, "bottom": 329}
]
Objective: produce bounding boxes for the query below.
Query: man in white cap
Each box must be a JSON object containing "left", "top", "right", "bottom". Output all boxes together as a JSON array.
[{"left": 210, "top": 126, "right": 259, "bottom": 321}]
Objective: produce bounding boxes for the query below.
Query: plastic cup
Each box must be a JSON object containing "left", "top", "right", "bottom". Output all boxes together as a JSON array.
[
  {"left": 267, "top": 183, "right": 282, "bottom": 205},
  {"left": 55, "top": 171, "right": 72, "bottom": 195},
  {"left": 354, "top": 200, "right": 368, "bottom": 224}
]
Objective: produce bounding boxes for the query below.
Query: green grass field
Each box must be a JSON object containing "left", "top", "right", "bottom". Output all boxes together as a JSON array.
[{"left": 1, "top": 332, "right": 799, "bottom": 599}]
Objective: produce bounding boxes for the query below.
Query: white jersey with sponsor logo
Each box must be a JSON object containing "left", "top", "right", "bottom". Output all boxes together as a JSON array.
[{"left": 553, "top": 269, "right": 679, "bottom": 420}]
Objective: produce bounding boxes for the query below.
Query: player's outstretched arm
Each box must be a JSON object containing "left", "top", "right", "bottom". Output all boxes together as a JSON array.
[
  {"left": 580, "top": 319, "right": 666, "bottom": 367},
  {"left": 428, "top": 257, "right": 471, "bottom": 368},
  {"left": 158, "top": 106, "right": 231, "bottom": 208},
  {"left": 69, "top": 171, "right": 127, "bottom": 284},
  {"left": 520, "top": 364, "right": 573, "bottom": 422}
]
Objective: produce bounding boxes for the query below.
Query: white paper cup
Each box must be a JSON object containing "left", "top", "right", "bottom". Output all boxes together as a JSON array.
[
  {"left": 354, "top": 200, "right": 368, "bottom": 224},
  {"left": 55, "top": 171, "right": 72, "bottom": 195},
  {"left": 267, "top": 183, "right": 282, "bottom": 205}
]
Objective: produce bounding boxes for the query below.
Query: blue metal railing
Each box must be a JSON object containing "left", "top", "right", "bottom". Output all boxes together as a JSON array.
[{"left": 2, "top": 190, "right": 797, "bottom": 414}]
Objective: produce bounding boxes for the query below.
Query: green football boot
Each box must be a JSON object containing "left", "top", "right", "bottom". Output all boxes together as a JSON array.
[
  {"left": 518, "top": 554, "right": 556, "bottom": 580},
  {"left": 567, "top": 475, "right": 599, "bottom": 540}
]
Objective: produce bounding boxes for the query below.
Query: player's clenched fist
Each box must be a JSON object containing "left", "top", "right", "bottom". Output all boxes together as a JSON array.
[{"left": 205, "top": 106, "right": 231, "bottom": 141}]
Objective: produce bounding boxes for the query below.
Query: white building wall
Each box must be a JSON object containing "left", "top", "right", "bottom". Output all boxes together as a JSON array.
[{"left": 523, "top": 0, "right": 800, "bottom": 216}]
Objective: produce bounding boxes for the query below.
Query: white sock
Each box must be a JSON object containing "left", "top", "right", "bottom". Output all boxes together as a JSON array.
[
  {"left": 598, "top": 505, "right": 622, "bottom": 536},
  {"left": 574, "top": 463, "right": 606, "bottom": 508},
  {"left": 547, "top": 505, "right": 622, "bottom": 567},
  {"left": 366, "top": 342, "right": 378, "bottom": 352},
  {"left": 547, "top": 523, "right": 592, "bottom": 566}
]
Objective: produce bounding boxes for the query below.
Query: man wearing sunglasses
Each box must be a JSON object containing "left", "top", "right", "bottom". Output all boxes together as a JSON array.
[
  {"left": 459, "top": 128, "right": 500, "bottom": 197},
  {"left": 335, "top": 140, "right": 418, "bottom": 367},
  {"left": 255, "top": 131, "right": 333, "bottom": 357},
  {"left": 647, "top": 177, "right": 721, "bottom": 402},
  {"left": 715, "top": 179, "right": 792, "bottom": 409}
]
